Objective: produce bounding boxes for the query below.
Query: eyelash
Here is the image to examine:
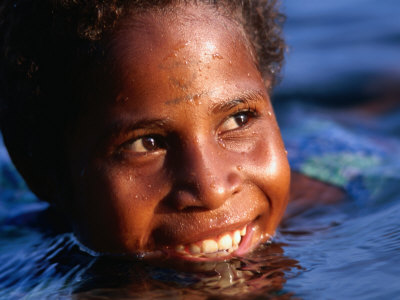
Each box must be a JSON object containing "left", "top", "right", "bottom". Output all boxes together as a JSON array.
[
  {"left": 120, "top": 134, "right": 167, "bottom": 154},
  {"left": 219, "top": 105, "right": 259, "bottom": 133},
  {"left": 234, "top": 102, "right": 258, "bottom": 119}
]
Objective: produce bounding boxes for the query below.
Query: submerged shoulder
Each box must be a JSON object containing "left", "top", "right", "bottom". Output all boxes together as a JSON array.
[{"left": 285, "top": 171, "right": 346, "bottom": 219}]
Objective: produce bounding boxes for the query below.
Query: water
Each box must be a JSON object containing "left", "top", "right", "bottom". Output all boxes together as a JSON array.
[
  {"left": 275, "top": 103, "right": 400, "bottom": 299},
  {"left": 1, "top": 1, "right": 400, "bottom": 299}
]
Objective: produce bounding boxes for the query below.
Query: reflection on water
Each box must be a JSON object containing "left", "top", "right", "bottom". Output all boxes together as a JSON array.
[{"left": 72, "top": 243, "right": 300, "bottom": 299}]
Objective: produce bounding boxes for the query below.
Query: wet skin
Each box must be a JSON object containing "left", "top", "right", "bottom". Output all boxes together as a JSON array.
[{"left": 67, "top": 5, "right": 290, "bottom": 259}]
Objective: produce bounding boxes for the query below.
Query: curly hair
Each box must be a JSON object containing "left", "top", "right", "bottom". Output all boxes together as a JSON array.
[{"left": 0, "top": 0, "right": 285, "bottom": 202}]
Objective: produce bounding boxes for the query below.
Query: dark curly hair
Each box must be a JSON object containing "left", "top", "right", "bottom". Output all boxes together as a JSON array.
[{"left": 0, "top": 0, "right": 285, "bottom": 202}]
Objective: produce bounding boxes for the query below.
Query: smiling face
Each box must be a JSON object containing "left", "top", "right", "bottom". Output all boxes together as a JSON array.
[{"left": 67, "top": 5, "right": 290, "bottom": 260}]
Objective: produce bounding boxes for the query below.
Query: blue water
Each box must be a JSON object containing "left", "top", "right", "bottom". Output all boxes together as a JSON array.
[{"left": 1, "top": 1, "right": 400, "bottom": 299}]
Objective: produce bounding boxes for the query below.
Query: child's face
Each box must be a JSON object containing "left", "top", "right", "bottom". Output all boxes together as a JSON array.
[{"left": 67, "top": 5, "right": 290, "bottom": 260}]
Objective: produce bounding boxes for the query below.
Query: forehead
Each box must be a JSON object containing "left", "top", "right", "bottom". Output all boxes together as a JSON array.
[
  {"left": 111, "top": 4, "right": 251, "bottom": 59},
  {"left": 107, "top": 4, "right": 259, "bottom": 98}
]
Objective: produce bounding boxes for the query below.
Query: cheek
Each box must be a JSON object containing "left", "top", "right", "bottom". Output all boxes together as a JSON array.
[
  {"left": 244, "top": 129, "right": 290, "bottom": 219},
  {"left": 71, "top": 161, "right": 170, "bottom": 251}
]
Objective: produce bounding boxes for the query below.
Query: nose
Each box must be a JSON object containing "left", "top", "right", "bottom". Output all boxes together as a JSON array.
[{"left": 169, "top": 138, "right": 242, "bottom": 211}]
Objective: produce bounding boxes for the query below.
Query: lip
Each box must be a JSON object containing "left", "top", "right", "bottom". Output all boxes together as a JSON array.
[{"left": 162, "top": 221, "right": 259, "bottom": 262}]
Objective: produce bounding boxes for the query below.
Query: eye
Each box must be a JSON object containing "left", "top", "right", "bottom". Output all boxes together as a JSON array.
[
  {"left": 219, "top": 111, "right": 254, "bottom": 132},
  {"left": 123, "top": 135, "right": 166, "bottom": 153}
]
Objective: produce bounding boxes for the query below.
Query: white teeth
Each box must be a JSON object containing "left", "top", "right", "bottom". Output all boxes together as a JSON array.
[
  {"left": 218, "top": 234, "right": 232, "bottom": 250},
  {"left": 233, "top": 230, "right": 241, "bottom": 245},
  {"left": 240, "top": 226, "right": 247, "bottom": 236},
  {"left": 189, "top": 244, "right": 201, "bottom": 254},
  {"left": 175, "top": 225, "right": 248, "bottom": 256},
  {"left": 201, "top": 239, "right": 219, "bottom": 253}
]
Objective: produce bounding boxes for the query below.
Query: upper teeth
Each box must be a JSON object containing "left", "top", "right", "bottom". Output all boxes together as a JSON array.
[{"left": 175, "top": 225, "right": 247, "bottom": 256}]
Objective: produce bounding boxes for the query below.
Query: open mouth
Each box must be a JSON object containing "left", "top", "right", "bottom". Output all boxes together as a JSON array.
[{"left": 164, "top": 223, "right": 256, "bottom": 261}]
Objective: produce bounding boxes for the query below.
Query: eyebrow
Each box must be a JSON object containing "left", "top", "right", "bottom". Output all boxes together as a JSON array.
[
  {"left": 210, "top": 90, "right": 266, "bottom": 114},
  {"left": 104, "top": 118, "right": 171, "bottom": 142}
]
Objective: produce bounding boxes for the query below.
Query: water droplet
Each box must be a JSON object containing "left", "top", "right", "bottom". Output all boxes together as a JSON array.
[
  {"left": 192, "top": 94, "right": 201, "bottom": 104},
  {"left": 267, "top": 111, "right": 272, "bottom": 116},
  {"left": 212, "top": 53, "right": 223, "bottom": 59},
  {"left": 218, "top": 138, "right": 226, "bottom": 149}
]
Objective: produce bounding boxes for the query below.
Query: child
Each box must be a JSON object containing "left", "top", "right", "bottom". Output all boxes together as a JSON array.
[{"left": 0, "top": 0, "right": 341, "bottom": 261}]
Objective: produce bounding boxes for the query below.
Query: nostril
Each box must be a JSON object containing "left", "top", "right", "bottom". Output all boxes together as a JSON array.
[
  {"left": 170, "top": 188, "right": 215, "bottom": 212},
  {"left": 174, "top": 189, "right": 198, "bottom": 211}
]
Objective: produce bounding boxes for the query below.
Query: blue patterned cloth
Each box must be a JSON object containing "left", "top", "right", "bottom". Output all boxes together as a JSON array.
[{"left": 277, "top": 102, "right": 400, "bottom": 207}]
